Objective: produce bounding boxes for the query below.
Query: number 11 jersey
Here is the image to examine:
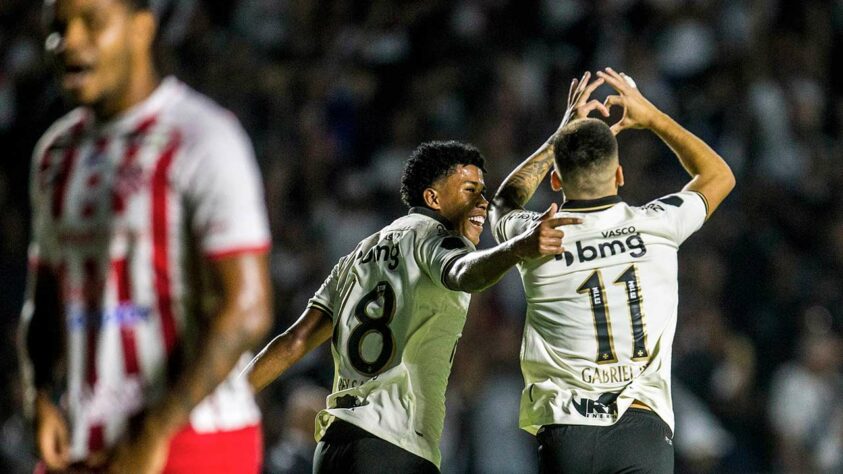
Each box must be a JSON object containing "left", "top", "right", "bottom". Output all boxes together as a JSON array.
[
  {"left": 307, "top": 207, "right": 475, "bottom": 468},
  {"left": 493, "top": 192, "right": 707, "bottom": 435}
]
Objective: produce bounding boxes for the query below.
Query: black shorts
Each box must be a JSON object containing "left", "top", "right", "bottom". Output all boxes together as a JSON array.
[
  {"left": 536, "top": 408, "right": 674, "bottom": 473},
  {"left": 313, "top": 419, "right": 439, "bottom": 474}
]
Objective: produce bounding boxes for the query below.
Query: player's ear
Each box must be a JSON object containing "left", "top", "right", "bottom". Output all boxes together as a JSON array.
[
  {"left": 131, "top": 10, "right": 157, "bottom": 50},
  {"left": 423, "top": 188, "right": 440, "bottom": 210},
  {"left": 550, "top": 170, "right": 563, "bottom": 192},
  {"left": 616, "top": 165, "right": 624, "bottom": 188}
]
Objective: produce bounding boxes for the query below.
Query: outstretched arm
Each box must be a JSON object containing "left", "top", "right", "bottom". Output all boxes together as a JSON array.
[
  {"left": 597, "top": 67, "right": 735, "bottom": 217},
  {"left": 245, "top": 307, "right": 333, "bottom": 393},
  {"left": 490, "top": 72, "right": 607, "bottom": 227},
  {"left": 445, "top": 203, "right": 581, "bottom": 293}
]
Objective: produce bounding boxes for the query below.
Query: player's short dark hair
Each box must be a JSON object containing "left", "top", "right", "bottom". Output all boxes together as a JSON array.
[
  {"left": 400, "top": 141, "right": 487, "bottom": 209},
  {"left": 551, "top": 118, "right": 618, "bottom": 186}
]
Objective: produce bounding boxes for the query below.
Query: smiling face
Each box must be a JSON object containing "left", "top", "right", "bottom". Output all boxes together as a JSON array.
[
  {"left": 44, "top": 0, "right": 156, "bottom": 117},
  {"left": 425, "top": 164, "right": 488, "bottom": 245}
]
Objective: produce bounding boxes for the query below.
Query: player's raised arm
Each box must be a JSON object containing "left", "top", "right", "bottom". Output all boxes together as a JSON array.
[
  {"left": 245, "top": 307, "right": 333, "bottom": 393},
  {"left": 490, "top": 72, "right": 607, "bottom": 227},
  {"left": 597, "top": 67, "right": 735, "bottom": 217},
  {"left": 445, "top": 202, "right": 581, "bottom": 293}
]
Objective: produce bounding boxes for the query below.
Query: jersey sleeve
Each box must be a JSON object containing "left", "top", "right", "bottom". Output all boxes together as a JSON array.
[
  {"left": 307, "top": 256, "right": 347, "bottom": 320},
  {"left": 493, "top": 209, "right": 539, "bottom": 244},
  {"left": 28, "top": 136, "right": 60, "bottom": 268},
  {"left": 183, "top": 116, "right": 271, "bottom": 259},
  {"left": 645, "top": 191, "right": 708, "bottom": 244},
  {"left": 416, "top": 229, "right": 476, "bottom": 291}
]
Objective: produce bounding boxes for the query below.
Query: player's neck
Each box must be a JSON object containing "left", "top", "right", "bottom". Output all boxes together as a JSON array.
[
  {"left": 93, "top": 69, "right": 161, "bottom": 122},
  {"left": 563, "top": 189, "right": 618, "bottom": 201}
]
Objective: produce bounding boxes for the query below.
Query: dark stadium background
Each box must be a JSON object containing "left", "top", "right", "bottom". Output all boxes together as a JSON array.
[{"left": 1, "top": 1, "right": 841, "bottom": 472}]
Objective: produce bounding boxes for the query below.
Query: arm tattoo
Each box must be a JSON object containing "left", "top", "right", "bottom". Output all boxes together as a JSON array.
[
  {"left": 492, "top": 144, "right": 556, "bottom": 219},
  {"left": 502, "top": 154, "right": 556, "bottom": 207}
]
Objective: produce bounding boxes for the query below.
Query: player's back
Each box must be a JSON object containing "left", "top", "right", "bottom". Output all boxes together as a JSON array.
[
  {"left": 494, "top": 192, "right": 707, "bottom": 434},
  {"left": 309, "top": 207, "right": 474, "bottom": 467}
]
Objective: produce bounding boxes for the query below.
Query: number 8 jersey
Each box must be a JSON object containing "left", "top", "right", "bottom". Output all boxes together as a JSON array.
[
  {"left": 307, "top": 207, "right": 475, "bottom": 468},
  {"left": 493, "top": 192, "right": 707, "bottom": 435}
]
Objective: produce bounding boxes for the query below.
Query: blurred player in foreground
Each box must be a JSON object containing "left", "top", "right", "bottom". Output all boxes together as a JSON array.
[
  {"left": 246, "top": 138, "right": 584, "bottom": 473},
  {"left": 490, "top": 69, "right": 735, "bottom": 473},
  {"left": 19, "top": 0, "right": 273, "bottom": 472}
]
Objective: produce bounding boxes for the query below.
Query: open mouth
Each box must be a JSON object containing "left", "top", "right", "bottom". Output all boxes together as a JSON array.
[
  {"left": 468, "top": 215, "right": 486, "bottom": 228},
  {"left": 61, "top": 63, "right": 94, "bottom": 88}
]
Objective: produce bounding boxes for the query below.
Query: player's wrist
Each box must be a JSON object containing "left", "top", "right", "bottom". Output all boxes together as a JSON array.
[{"left": 644, "top": 110, "right": 670, "bottom": 132}]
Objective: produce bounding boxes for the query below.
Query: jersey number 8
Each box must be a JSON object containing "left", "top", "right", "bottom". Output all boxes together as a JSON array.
[{"left": 346, "top": 281, "right": 397, "bottom": 376}]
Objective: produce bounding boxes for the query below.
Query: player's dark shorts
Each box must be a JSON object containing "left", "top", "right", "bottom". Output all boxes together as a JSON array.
[
  {"left": 313, "top": 419, "right": 439, "bottom": 474},
  {"left": 536, "top": 408, "right": 674, "bottom": 474}
]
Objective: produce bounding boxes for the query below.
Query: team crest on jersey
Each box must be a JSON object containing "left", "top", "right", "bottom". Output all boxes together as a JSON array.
[{"left": 113, "top": 164, "right": 147, "bottom": 200}]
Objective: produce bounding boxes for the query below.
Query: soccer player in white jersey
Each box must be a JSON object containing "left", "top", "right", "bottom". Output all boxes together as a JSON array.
[
  {"left": 19, "top": 0, "right": 273, "bottom": 472},
  {"left": 490, "top": 68, "right": 735, "bottom": 473},
  {"left": 246, "top": 140, "right": 582, "bottom": 473}
]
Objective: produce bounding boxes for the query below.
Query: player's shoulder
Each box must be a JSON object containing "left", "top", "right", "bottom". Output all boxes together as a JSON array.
[
  {"left": 34, "top": 108, "right": 90, "bottom": 161},
  {"left": 158, "top": 78, "right": 249, "bottom": 150},
  {"left": 636, "top": 191, "right": 707, "bottom": 217},
  {"left": 398, "top": 208, "right": 457, "bottom": 240}
]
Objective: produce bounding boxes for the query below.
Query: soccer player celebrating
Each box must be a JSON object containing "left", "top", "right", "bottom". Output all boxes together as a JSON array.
[
  {"left": 246, "top": 140, "right": 582, "bottom": 473},
  {"left": 490, "top": 68, "right": 735, "bottom": 473},
  {"left": 20, "top": 0, "right": 273, "bottom": 472}
]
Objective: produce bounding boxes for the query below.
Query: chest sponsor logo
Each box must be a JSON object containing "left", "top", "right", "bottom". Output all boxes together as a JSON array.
[
  {"left": 67, "top": 304, "right": 152, "bottom": 331},
  {"left": 555, "top": 229, "right": 647, "bottom": 266}
]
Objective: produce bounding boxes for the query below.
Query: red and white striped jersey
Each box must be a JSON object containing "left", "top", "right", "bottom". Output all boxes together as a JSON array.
[{"left": 27, "top": 77, "right": 271, "bottom": 461}]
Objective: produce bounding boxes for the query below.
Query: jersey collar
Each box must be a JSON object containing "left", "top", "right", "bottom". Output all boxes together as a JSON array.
[
  {"left": 408, "top": 207, "right": 454, "bottom": 230},
  {"left": 561, "top": 195, "right": 623, "bottom": 213}
]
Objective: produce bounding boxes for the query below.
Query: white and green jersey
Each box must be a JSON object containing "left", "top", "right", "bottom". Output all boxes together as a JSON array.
[
  {"left": 494, "top": 192, "right": 708, "bottom": 435},
  {"left": 308, "top": 207, "right": 474, "bottom": 467}
]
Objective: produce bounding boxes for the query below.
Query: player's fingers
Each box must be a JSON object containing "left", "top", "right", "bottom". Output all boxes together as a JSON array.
[
  {"left": 567, "top": 77, "right": 579, "bottom": 105},
  {"left": 580, "top": 99, "right": 610, "bottom": 118},
  {"left": 610, "top": 121, "right": 626, "bottom": 136},
  {"left": 540, "top": 243, "right": 566, "bottom": 255},
  {"left": 596, "top": 70, "right": 628, "bottom": 94},
  {"left": 547, "top": 216, "right": 583, "bottom": 227},
  {"left": 570, "top": 71, "right": 590, "bottom": 105},
  {"left": 603, "top": 94, "right": 624, "bottom": 109},
  {"left": 604, "top": 67, "right": 629, "bottom": 85},
  {"left": 39, "top": 430, "right": 68, "bottom": 469},
  {"left": 580, "top": 77, "right": 606, "bottom": 104},
  {"left": 539, "top": 202, "right": 559, "bottom": 221}
]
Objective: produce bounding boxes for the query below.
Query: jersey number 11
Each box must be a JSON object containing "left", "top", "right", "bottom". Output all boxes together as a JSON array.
[{"left": 577, "top": 265, "right": 649, "bottom": 364}]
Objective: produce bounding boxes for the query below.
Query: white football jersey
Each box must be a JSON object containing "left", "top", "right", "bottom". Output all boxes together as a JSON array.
[
  {"left": 494, "top": 192, "right": 707, "bottom": 435},
  {"left": 27, "top": 77, "right": 270, "bottom": 460},
  {"left": 308, "top": 207, "right": 475, "bottom": 467}
]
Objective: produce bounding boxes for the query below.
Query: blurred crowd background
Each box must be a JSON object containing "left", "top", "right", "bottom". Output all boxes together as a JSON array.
[{"left": 1, "top": 0, "right": 842, "bottom": 472}]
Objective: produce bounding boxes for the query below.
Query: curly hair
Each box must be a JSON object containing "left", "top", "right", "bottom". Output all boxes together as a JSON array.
[{"left": 400, "top": 141, "right": 487, "bottom": 208}]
